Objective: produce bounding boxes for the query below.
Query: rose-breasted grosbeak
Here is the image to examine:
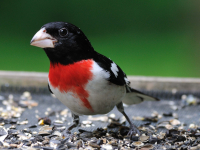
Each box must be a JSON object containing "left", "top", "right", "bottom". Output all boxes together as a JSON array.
[{"left": 30, "top": 22, "right": 159, "bottom": 135}]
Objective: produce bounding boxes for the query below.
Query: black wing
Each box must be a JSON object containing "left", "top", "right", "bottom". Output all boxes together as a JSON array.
[{"left": 92, "top": 52, "right": 159, "bottom": 103}]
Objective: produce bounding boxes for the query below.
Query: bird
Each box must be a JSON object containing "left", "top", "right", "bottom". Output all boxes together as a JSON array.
[{"left": 30, "top": 22, "right": 159, "bottom": 135}]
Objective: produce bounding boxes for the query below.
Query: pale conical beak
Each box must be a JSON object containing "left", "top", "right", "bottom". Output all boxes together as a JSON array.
[{"left": 30, "top": 27, "right": 57, "bottom": 48}]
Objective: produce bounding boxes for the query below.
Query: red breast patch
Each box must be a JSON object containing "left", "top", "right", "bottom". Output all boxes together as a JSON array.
[{"left": 49, "top": 59, "right": 94, "bottom": 111}]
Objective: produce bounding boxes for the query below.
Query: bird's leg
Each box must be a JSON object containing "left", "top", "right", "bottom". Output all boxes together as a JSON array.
[
  {"left": 68, "top": 113, "right": 80, "bottom": 131},
  {"left": 116, "top": 102, "right": 140, "bottom": 136},
  {"left": 62, "top": 113, "right": 79, "bottom": 139}
]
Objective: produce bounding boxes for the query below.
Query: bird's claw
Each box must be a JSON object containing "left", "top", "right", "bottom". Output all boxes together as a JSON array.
[
  {"left": 127, "top": 125, "right": 140, "bottom": 136},
  {"left": 62, "top": 130, "right": 73, "bottom": 140}
]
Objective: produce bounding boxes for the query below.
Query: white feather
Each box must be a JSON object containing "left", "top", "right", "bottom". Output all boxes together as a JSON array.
[{"left": 110, "top": 62, "right": 119, "bottom": 78}]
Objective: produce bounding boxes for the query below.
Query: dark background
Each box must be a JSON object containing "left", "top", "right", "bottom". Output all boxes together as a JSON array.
[{"left": 1, "top": 1, "right": 200, "bottom": 77}]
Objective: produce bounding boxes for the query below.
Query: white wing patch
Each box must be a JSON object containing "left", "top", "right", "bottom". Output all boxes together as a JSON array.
[
  {"left": 124, "top": 77, "right": 130, "bottom": 85},
  {"left": 111, "top": 62, "right": 119, "bottom": 78}
]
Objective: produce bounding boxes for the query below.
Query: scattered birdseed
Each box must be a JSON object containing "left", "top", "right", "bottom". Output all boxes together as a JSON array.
[
  {"left": 89, "top": 141, "right": 100, "bottom": 148},
  {"left": 170, "top": 118, "right": 181, "bottom": 126},
  {"left": 88, "top": 115, "right": 108, "bottom": 122},
  {"left": 163, "top": 112, "right": 173, "bottom": 117},
  {"left": 101, "top": 144, "right": 113, "bottom": 150},
  {"left": 109, "top": 113, "right": 116, "bottom": 119},
  {"left": 189, "top": 123, "right": 198, "bottom": 129},
  {"left": 38, "top": 117, "right": 51, "bottom": 125},
  {"left": 39, "top": 125, "right": 53, "bottom": 132},
  {"left": 60, "top": 109, "right": 68, "bottom": 116},
  {"left": 132, "top": 141, "right": 144, "bottom": 147},
  {"left": 20, "top": 91, "right": 32, "bottom": 100},
  {"left": 181, "top": 94, "right": 200, "bottom": 106},
  {"left": 18, "top": 120, "right": 28, "bottom": 125},
  {"left": 0, "top": 92, "right": 200, "bottom": 149},
  {"left": 54, "top": 120, "right": 64, "bottom": 124},
  {"left": 139, "top": 135, "right": 149, "bottom": 142},
  {"left": 82, "top": 120, "right": 92, "bottom": 125}
]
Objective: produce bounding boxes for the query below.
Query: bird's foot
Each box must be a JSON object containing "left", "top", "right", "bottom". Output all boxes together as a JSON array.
[
  {"left": 127, "top": 124, "right": 140, "bottom": 136},
  {"left": 62, "top": 129, "right": 73, "bottom": 140}
]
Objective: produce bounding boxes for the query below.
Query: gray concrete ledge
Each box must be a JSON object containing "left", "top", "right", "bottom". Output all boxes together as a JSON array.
[
  {"left": 0, "top": 71, "right": 200, "bottom": 92},
  {"left": 128, "top": 76, "right": 200, "bottom": 92},
  {"left": 0, "top": 71, "right": 48, "bottom": 87}
]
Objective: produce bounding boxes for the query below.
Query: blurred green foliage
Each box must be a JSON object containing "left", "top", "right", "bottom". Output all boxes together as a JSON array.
[{"left": 1, "top": 1, "right": 200, "bottom": 77}]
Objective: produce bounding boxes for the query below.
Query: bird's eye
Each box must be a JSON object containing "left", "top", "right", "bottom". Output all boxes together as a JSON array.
[{"left": 59, "top": 28, "right": 68, "bottom": 37}]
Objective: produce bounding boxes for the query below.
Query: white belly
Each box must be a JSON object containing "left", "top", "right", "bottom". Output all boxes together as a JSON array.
[{"left": 48, "top": 61, "right": 126, "bottom": 115}]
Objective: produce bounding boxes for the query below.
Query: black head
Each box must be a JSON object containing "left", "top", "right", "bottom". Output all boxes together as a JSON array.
[{"left": 30, "top": 22, "right": 94, "bottom": 64}]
